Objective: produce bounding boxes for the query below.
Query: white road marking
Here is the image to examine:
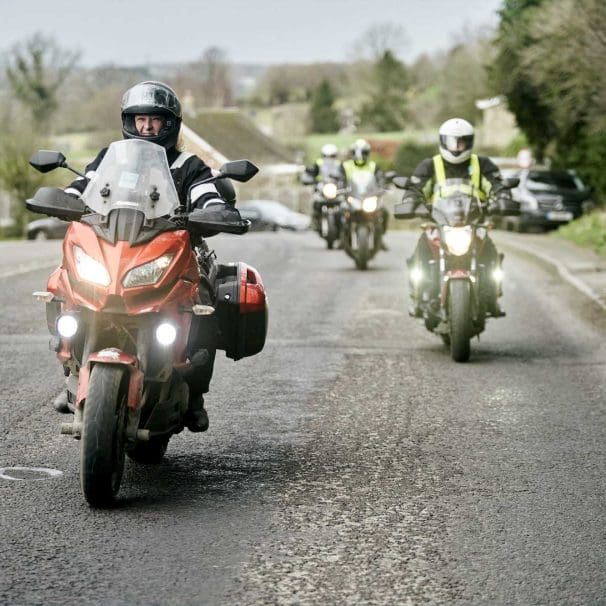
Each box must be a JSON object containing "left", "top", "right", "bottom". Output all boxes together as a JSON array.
[{"left": 0, "top": 466, "right": 63, "bottom": 480}]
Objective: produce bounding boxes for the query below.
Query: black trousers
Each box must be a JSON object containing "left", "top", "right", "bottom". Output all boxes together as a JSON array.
[{"left": 184, "top": 244, "right": 219, "bottom": 400}]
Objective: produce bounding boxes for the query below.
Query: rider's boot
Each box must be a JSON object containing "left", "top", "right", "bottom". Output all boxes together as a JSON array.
[
  {"left": 184, "top": 394, "right": 209, "bottom": 433},
  {"left": 52, "top": 390, "right": 72, "bottom": 414}
]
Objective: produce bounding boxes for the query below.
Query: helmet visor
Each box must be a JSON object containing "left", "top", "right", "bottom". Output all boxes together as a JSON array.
[
  {"left": 440, "top": 134, "right": 474, "bottom": 155},
  {"left": 121, "top": 83, "right": 180, "bottom": 117}
]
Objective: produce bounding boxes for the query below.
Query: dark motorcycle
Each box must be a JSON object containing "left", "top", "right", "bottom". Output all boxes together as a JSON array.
[
  {"left": 301, "top": 172, "right": 344, "bottom": 249},
  {"left": 340, "top": 170, "right": 386, "bottom": 270},
  {"left": 394, "top": 177, "right": 519, "bottom": 361},
  {"left": 27, "top": 140, "right": 268, "bottom": 506}
]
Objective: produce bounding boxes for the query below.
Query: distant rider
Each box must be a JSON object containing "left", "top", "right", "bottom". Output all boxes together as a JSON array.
[
  {"left": 303, "top": 143, "right": 345, "bottom": 230},
  {"left": 342, "top": 139, "right": 389, "bottom": 249},
  {"left": 401, "top": 118, "right": 511, "bottom": 317}
]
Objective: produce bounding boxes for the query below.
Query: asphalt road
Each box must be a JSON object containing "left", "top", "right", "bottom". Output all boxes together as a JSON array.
[{"left": 0, "top": 231, "right": 604, "bottom": 605}]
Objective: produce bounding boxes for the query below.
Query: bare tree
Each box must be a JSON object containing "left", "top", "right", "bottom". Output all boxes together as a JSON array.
[
  {"left": 177, "top": 46, "right": 234, "bottom": 110},
  {"left": 352, "top": 22, "right": 409, "bottom": 61},
  {"left": 5, "top": 32, "right": 79, "bottom": 132}
]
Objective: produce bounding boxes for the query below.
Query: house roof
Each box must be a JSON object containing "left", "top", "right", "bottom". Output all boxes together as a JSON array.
[{"left": 184, "top": 109, "right": 294, "bottom": 168}]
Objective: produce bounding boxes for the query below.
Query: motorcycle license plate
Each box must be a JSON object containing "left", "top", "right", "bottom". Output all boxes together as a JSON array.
[{"left": 546, "top": 211, "right": 573, "bottom": 221}]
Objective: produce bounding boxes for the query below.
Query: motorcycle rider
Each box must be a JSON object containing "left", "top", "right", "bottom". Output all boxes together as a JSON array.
[
  {"left": 402, "top": 118, "right": 511, "bottom": 317},
  {"left": 54, "top": 80, "right": 232, "bottom": 432},
  {"left": 342, "top": 139, "right": 389, "bottom": 249},
  {"left": 303, "top": 143, "right": 345, "bottom": 230}
]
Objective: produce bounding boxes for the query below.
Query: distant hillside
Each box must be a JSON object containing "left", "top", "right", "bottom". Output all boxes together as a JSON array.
[{"left": 186, "top": 109, "right": 295, "bottom": 166}]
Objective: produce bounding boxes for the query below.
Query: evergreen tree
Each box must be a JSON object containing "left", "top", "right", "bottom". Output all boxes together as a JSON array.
[
  {"left": 359, "top": 51, "right": 409, "bottom": 132},
  {"left": 309, "top": 80, "right": 340, "bottom": 133}
]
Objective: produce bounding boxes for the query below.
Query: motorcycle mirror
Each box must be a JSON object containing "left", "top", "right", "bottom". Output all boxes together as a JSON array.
[
  {"left": 502, "top": 177, "right": 520, "bottom": 189},
  {"left": 392, "top": 176, "right": 409, "bottom": 190},
  {"left": 300, "top": 172, "right": 315, "bottom": 186},
  {"left": 384, "top": 171, "right": 397, "bottom": 182},
  {"left": 29, "top": 150, "right": 67, "bottom": 173},
  {"left": 219, "top": 160, "right": 259, "bottom": 183}
]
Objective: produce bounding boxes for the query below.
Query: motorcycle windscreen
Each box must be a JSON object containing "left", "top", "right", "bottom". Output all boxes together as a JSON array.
[
  {"left": 432, "top": 182, "right": 480, "bottom": 226},
  {"left": 350, "top": 171, "right": 377, "bottom": 198},
  {"left": 81, "top": 139, "right": 180, "bottom": 220}
]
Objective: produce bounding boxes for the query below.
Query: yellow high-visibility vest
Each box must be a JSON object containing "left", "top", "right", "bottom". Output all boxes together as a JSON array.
[
  {"left": 427, "top": 154, "right": 491, "bottom": 202},
  {"left": 343, "top": 159, "right": 376, "bottom": 182}
]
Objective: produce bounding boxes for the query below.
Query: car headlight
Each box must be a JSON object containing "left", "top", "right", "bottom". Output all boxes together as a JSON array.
[
  {"left": 443, "top": 226, "right": 473, "bottom": 256},
  {"left": 122, "top": 254, "right": 174, "bottom": 288},
  {"left": 362, "top": 196, "right": 378, "bottom": 212},
  {"left": 74, "top": 245, "right": 110, "bottom": 286},
  {"left": 322, "top": 183, "right": 338, "bottom": 199}
]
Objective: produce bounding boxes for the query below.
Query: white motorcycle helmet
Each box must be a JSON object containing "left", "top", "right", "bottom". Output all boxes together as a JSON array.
[
  {"left": 438, "top": 118, "right": 475, "bottom": 164},
  {"left": 321, "top": 143, "right": 338, "bottom": 159},
  {"left": 350, "top": 139, "right": 371, "bottom": 166}
]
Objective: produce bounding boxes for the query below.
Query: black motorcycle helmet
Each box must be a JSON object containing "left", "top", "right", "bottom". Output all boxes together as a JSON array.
[{"left": 121, "top": 81, "right": 182, "bottom": 150}]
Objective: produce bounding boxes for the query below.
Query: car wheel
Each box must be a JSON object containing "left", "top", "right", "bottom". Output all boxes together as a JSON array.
[{"left": 34, "top": 230, "right": 49, "bottom": 241}]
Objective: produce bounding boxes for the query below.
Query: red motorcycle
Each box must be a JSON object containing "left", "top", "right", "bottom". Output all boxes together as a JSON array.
[{"left": 27, "top": 139, "right": 268, "bottom": 506}]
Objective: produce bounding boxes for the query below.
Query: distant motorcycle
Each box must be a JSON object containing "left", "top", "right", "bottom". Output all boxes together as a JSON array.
[
  {"left": 27, "top": 139, "right": 268, "bottom": 506},
  {"left": 394, "top": 177, "right": 519, "bottom": 361},
  {"left": 301, "top": 172, "right": 344, "bottom": 249},
  {"left": 340, "top": 170, "right": 386, "bottom": 270}
]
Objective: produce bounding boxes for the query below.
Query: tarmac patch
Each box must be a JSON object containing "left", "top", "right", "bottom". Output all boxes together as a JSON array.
[{"left": 0, "top": 466, "right": 63, "bottom": 481}]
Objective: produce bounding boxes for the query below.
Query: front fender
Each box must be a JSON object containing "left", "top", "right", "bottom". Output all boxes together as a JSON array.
[{"left": 75, "top": 349, "right": 143, "bottom": 411}]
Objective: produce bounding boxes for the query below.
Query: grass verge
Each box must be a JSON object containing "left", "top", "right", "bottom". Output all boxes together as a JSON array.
[{"left": 556, "top": 210, "right": 606, "bottom": 256}]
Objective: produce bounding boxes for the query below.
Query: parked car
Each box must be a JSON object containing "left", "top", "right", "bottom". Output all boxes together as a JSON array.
[
  {"left": 238, "top": 200, "right": 311, "bottom": 232},
  {"left": 499, "top": 168, "right": 593, "bottom": 232},
  {"left": 26, "top": 216, "right": 69, "bottom": 240}
]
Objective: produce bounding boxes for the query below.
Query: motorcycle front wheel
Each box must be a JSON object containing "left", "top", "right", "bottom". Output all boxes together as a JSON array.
[
  {"left": 80, "top": 364, "right": 128, "bottom": 506},
  {"left": 448, "top": 280, "right": 472, "bottom": 362},
  {"left": 355, "top": 224, "right": 370, "bottom": 270}
]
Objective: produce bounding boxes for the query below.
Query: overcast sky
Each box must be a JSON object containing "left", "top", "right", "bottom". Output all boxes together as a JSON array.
[{"left": 1, "top": 0, "right": 504, "bottom": 66}]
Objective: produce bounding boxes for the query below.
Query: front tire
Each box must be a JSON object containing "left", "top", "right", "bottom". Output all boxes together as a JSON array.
[
  {"left": 448, "top": 280, "right": 471, "bottom": 362},
  {"left": 80, "top": 364, "right": 128, "bottom": 506},
  {"left": 355, "top": 224, "right": 370, "bottom": 270}
]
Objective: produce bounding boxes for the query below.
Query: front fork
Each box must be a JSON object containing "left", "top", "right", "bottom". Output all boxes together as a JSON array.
[{"left": 439, "top": 251, "right": 480, "bottom": 321}]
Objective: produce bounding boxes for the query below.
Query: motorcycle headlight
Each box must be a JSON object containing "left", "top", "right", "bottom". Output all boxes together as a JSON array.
[
  {"left": 74, "top": 245, "right": 111, "bottom": 286},
  {"left": 322, "top": 183, "right": 337, "bottom": 199},
  {"left": 362, "top": 196, "right": 378, "bottom": 212},
  {"left": 409, "top": 266, "right": 423, "bottom": 285},
  {"left": 493, "top": 267, "right": 504, "bottom": 283},
  {"left": 122, "top": 254, "right": 174, "bottom": 288},
  {"left": 57, "top": 314, "right": 79, "bottom": 338},
  {"left": 443, "top": 226, "right": 473, "bottom": 256},
  {"left": 155, "top": 322, "right": 177, "bottom": 346}
]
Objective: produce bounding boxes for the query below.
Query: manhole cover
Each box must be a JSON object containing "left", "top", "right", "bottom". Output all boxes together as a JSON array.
[{"left": 0, "top": 467, "right": 63, "bottom": 481}]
